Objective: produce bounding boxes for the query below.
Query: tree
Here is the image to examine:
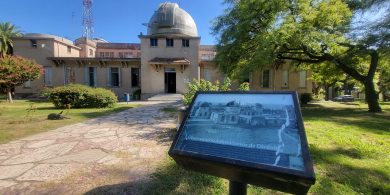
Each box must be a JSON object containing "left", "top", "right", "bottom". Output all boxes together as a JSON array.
[
  {"left": 377, "top": 54, "right": 390, "bottom": 101},
  {"left": 310, "top": 62, "right": 345, "bottom": 100},
  {"left": 213, "top": 0, "right": 390, "bottom": 112},
  {"left": 0, "top": 22, "right": 22, "bottom": 58},
  {"left": 0, "top": 55, "right": 43, "bottom": 103}
]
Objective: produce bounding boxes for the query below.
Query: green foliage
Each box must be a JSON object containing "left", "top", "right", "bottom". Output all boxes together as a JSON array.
[
  {"left": 0, "top": 55, "right": 43, "bottom": 102},
  {"left": 300, "top": 93, "right": 313, "bottom": 105},
  {"left": 44, "top": 84, "right": 117, "bottom": 108},
  {"left": 238, "top": 82, "right": 250, "bottom": 91},
  {"left": 0, "top": 55, "right": 43, "bottom": 88},
  {"left": 213, "top": 0, "right": 389, "bottom": 112},
  {"left": 132, "top": 89, "right": 141, "bottom": 100},
  {"left": 0, "top": 22, "right": 22, "bottom": 57},
  {"left": 183, "top": 78, "right": 231, "bottom": 105}
]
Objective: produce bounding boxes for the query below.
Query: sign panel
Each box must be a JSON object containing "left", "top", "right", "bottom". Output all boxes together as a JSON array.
[{"left": 169, "top": 91, "right": 315, "bottom": 194}]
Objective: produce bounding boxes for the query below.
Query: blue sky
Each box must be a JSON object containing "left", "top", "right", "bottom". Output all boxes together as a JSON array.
[{"left": 0, "top": 0, "right": 226, "bottom": 44}]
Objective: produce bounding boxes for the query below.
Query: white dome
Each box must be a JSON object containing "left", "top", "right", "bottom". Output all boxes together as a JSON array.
[{"left": 147, "top": 2, "right": 198, "bottom": 37}]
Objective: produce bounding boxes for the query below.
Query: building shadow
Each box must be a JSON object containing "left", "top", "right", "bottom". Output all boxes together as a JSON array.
[
  {"left": 309, "top": 144, "right": 390, "bottom": 194},
  {"left": 302, "top": 103, "right": 390, "bottom": 134},
  {"left": 84, "top": 158, "right": 226, "bottom": 195}
]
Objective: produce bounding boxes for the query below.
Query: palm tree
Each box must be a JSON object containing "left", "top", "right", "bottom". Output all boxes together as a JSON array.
[{"left": 0, "top": 22, "right": 22, "bottom": 58}]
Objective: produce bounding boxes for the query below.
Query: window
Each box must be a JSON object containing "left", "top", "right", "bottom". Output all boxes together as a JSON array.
[
  {"left": 65, "top": 67, "right": 75, "bottom": 84},
  {"left": 282, "top": 70, "right": 289, "bottom": 88},
  {"left": 182, "top": 39, "right": 190, "bottom": 47},
  {"left": 109, "top": 67, "right": 120, "bottom": 87},
  {"left": 166, "top": 39, "right": 174, "bottom": 47},
  {"left": 89, "top": 49, "right": 93, "bottom": 56},
  {"left": 44, "top": 67, "right": 53, "bottom": 86},
  {"left": 203, "top": 69, "right": 211, "bottom": 81},
  {"left": 109, "top": 52, "right": 114, "bottom": 58},
  {"left": 88, "top": 67, "right": 96, "bottom": 87},
  {"left": 150, "top": 38, "right": 158, "bottom": 46},
  {"left": 24, "top": 80, "right": 31, "bottom": 88},
  {"left": 67, "top": 46, "right": 71, "bottom": 53},
  {"left": 299, "top": 71, "right": 307, "bottom": 88},
  {"left": 131, "top": 68, "right": 140, "bottom": 87},
  {"left": 99, "top": 52, "right": 105, "bottom": 57},
  {"left": 31, "top": 40, "right": 37, "bottom": 48},
  {"left": 262, "top": 70, "right": 271, "bottom": 88}
]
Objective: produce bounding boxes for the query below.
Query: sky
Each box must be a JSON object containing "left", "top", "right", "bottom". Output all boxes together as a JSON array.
[{"left": 0, "top": 0, "right": 226, "bottom": 45}]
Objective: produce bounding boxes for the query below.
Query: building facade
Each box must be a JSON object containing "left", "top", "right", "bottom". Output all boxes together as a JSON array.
[{"left": 12, "top": 2, "right": 311, "bottom": 100}]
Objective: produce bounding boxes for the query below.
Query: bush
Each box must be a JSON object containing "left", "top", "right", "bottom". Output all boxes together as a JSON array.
[
  {"left": 239, "top": 82, "right": 250, "bottom": 91},
  {"left": 132, "top": 89, "right": 141, "bottom": 100},
  {"left": 300, "top": 93, "right": 313, "bottom": 105},
  {"left": 44, "top": 84, "right": 117, "bottom": 108},
  {"left": 183, "top": 78, "right": 231, "bottom": 105}
]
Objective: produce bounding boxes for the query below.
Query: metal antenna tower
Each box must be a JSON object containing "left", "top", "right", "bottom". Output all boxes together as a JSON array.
[{"left": 82, "top": 0, "right": 93, "bottom": 40}]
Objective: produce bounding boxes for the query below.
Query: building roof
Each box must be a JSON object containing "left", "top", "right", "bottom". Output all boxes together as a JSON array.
[
  {"left": 47, "top": 57, "right": 141, "bottom": 66},
  {"left": 16, "top": 33, "right": 80, "bottom": 49},
  {"left": 147, "top": 2, "right": 198, "bottom": 37},
  {"left": 149, "top": 57, "right": 190, "bottom": 65},
  {"left": 97, "top": 43, "right": 141, "bottom": 50},
  {"left": 200, "top": 45, "right": 216, "bottom": 51}
]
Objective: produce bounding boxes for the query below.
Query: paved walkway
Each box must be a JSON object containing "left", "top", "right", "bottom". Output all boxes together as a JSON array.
[{"left": 0, "top": 101, "right": 180, "bottom": 194}]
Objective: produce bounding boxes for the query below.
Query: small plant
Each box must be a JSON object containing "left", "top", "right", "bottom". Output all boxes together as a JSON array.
[
  {"left": 132, "top": 89, "right": 141, "bottom": 100},
  {"left": 239, "top": 82, "right": 250, "bottom": 91},
  {"left": 300, "top": 93, "right": 313, "bottom": 105},
  {"left": 183, "top": 78, "right": 231, "bottom": 105},
  {"left": 25, "top": 103, "right": 37, "bottom": 121}
]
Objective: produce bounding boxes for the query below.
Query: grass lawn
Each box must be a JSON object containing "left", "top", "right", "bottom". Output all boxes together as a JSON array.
[
  {"left": 142, "top": 101, "right": 390, "bottom": 195},
  {"left": 0, "top": 100, "right": 139, "bottom": 144}
]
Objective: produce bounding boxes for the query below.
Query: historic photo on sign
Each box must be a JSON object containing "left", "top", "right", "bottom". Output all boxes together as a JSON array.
[{"left": 175, "top": 93, "right": 304, "bottom": 171}]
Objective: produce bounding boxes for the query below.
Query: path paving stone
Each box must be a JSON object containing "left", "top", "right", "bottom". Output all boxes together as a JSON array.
[
  {"left": 0, "top": 100, "right": 180, "bottom": 193},
  {"left": 2, "top": 142, "right": 78, "bottom": 165},
  {"left": 26, "top": 140, "right": 56, "bottom": 149},
  {"left": 0, "top": 180, "right": 17, "bottom": 188},
  {"left": 0, "top": 164, "right": 35, "bottom": 179},
  {"left": 44, "top": 149, "right": 108, "bottom": 163},
  {"left": 17, "top": 164, "right": 78, "bottom": 181}
]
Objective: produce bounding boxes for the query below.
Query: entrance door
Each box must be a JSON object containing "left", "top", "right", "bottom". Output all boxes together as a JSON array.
[{"left": 165, "top": 69, "right": 176, "bottom": 93}]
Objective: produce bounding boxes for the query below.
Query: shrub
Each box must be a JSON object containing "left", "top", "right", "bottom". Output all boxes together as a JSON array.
[
  {"left": 300, "top": 93, "right": 313, "bottom": 105},
  {"left": 183, "top": 78, "right": 231, "bottom": 105},
  {"left": 44, "top": 84, "right": 117, "bottom": 108},
  {"left": 132, "top": 89, "right": 141, "bottom": 100},
  {"left": 239, "top": 82, "right": 250, "bottom": 91}
]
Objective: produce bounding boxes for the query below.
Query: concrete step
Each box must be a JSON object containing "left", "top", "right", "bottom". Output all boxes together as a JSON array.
[{"left": 147, "top": 93, "right": 183, "bottom": 101}]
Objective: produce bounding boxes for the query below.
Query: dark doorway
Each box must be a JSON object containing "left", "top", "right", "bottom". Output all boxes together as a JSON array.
[{"left": 165, "top": 71, "right": 176, "bottom": 93}]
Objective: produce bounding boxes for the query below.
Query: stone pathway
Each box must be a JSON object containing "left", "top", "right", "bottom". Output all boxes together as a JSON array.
[{"left": 0, "top": 101, "right": 180, "bottom": 194}]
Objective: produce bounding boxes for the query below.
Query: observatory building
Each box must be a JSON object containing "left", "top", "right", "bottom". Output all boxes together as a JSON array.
[{"left": 12, "top": 2, "right": 311, "bottom": 100}]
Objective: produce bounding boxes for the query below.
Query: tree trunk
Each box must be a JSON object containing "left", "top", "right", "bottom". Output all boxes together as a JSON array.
[
  {"left": 364, "top": 80, "right": 381, "bottom": 112},
  {"left": 325, "top": 86, "right": 330, "bottom": 101},
  {"left": 6, "top": 88, "right": 13, "bottom": 103}
]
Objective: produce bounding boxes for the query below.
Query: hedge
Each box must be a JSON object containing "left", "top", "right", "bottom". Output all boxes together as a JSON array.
[{"left": 44, "top": 84, "right": 117, "bottom": 108}]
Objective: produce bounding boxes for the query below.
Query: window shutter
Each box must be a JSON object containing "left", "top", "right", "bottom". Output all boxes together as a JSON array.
[
  {"left": 119, "top": 68, "right": 122, "bottom": 87},
  {"left": 107, "top": 67, "right": 111, "bottom": 87},
  {"left": 84, "top": 67, "right": 89, "bottom": 85},
  {"left": 94, "top": 67, "right": 97, "bottom": 87}
]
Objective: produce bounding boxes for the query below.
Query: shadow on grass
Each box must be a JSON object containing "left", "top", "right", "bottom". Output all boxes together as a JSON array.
[
  {"left": 76, "top": 107, "right": 134, "bottom": 119},
  {"left": 84, "top": 159, "right": 227, "bottom": 195},
  {"left": 309, "top": 145, "right": 390, "bottom": 194},
  {"left": 302, "top": 103, "right": 390, "bottom": 134}
]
